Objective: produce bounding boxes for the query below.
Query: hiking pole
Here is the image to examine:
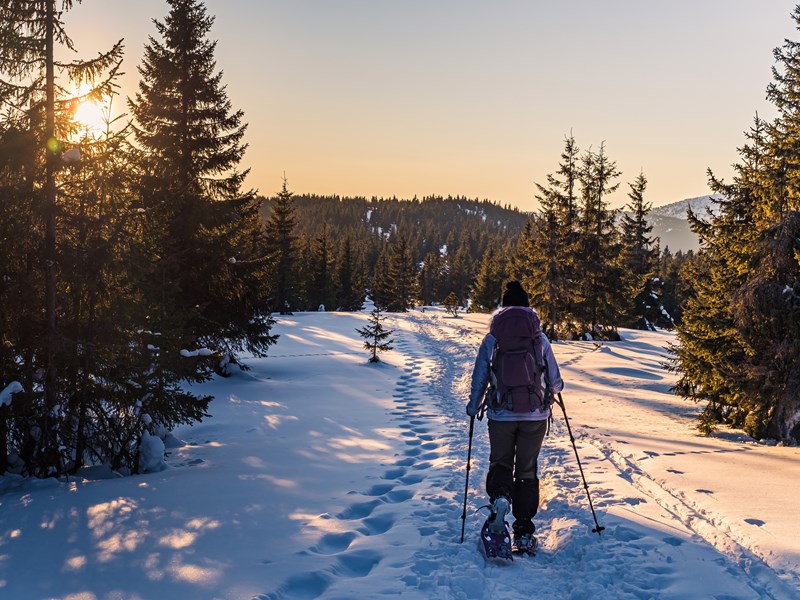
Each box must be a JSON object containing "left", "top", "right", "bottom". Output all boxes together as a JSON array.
[
  {"left": 556, "top": 392, "right": 605, "bottom": 536},
  {"left": 460, "top": 415, "right": 475, "bottom": 543}
]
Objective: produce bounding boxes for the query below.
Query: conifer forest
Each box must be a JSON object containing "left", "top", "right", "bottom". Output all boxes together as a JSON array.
[{"left": 1, "top": 0, "right": 799, "bottom": 486}]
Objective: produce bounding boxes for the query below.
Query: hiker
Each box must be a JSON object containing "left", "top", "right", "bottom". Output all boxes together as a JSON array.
[{"left": 466, "top": 280, "right": 564, "bottom": 553}]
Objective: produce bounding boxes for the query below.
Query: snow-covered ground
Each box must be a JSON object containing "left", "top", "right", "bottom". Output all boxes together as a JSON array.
[{"left": 2, "top": 308, "right": 799, "bottom": 600}]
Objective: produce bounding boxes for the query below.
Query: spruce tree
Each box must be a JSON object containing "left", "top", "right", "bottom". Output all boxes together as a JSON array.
[
  {"left": 264, "top": 177, "right": 299, "bottom": 313},
  {"left": 528, "top": 135, "right": 583, "bottom": 339},
  {"left": 470, "top": 245, "right": 506, "bottom": 312},
  {"left": 620, "top": 172, "right": 663, "bottom": 329},
  {"left": 541, "top": 132, "right": 583, "bottom": 333},
  {"left": 511, "top": 219, "right": 537, "bottom": 284},
  {"left": 370, "top": 243, "right": 393, "bottom": 310},
  {"left": 443, "top": 291, "right": 460, "bottom": 317},
  {"left": 527, "top": 194, "right": 565, "bottom": 339},
  {"left": 356, "top": 307, "right": 394, "bottom": 363},
  {"left": 307, "top": 224, "right": 337, "bottom": 310},
  {"left": 335, "top": 235, "right": 366, "bottom": 311},
  {"left": 669, "top": 193, "right": 754, "bottom": 435},
  {"left": 671, "top": 106, "right": 792, "bottom": 437},
  {"left": 0, "top": 0, "right": 125, "bottom": 475},
  {"left": 294, "top": 235, "right": 312, "bottom": 309},
  {"left": 657, "top": 247, "right": 691, "bottom": 326},
  {"left": 574, "top": 143, "right": 625, "bottom": 339},
  {"left": 372, "top": 236, "right": 418, "bottom": 312},
  {"left": 417, "top": 250, "right": 444, "bottom": 306},
  {"left": 128, "top": 0, "right": 275, "bottom": 360},
  {"left": 444, "top": 243, "right": 473, "bottom": 304}
]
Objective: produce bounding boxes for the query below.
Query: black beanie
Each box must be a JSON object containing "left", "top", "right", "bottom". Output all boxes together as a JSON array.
[{"left": 502, "top": 280, "right": 529, "bottom": 307}]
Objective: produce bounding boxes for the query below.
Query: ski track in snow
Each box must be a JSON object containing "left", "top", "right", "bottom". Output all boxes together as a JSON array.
[{"left": 260, "top": 311, "right": 798, "bottom": 600}]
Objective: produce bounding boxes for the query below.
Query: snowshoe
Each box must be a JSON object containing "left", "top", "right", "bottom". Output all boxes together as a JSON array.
[
  {"left": 512, "top": 532, "right": 538, "bottom": 556},
  {"left": 480, "top": 496, "right": 513, "bottom": 560},
  {"left": 480, "top": 518, "right": 513, "bottom": 560}
]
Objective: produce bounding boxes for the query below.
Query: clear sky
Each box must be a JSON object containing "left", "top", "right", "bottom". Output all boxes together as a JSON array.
[{"left": 64, "top": 1, "right": 799, "bottom": 211}]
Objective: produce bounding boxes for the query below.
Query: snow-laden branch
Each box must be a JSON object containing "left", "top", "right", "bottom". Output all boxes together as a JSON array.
[{"left": 1, "top": 381, "right": 23, "bottom": 407}]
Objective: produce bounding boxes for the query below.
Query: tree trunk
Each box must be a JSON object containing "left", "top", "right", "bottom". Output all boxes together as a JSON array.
[{"left": 42, "top": 0, "right": 59, "bottom": 475}]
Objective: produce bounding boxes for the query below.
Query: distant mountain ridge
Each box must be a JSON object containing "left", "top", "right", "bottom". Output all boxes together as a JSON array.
[
  {"left": 639, "top": 194, "right": 725, "bottom": 254},
  {"left": 650, "top": 194, "right": 725, "bottom": 220}
]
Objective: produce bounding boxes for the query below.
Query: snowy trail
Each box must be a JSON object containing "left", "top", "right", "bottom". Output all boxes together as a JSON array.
[
  {"left": 391, "top": 311, "right": 799, "bottom": 600},
  {"left": 2, "top": 308, "right": 799, "bottom": 599}
]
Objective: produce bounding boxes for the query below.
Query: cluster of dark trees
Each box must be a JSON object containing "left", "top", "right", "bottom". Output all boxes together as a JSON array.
[
  {"left": 259, "top": 191, "right": 530, "bottom": 313},
  {"left": 265, "top": 143, "right": 690, "bottom": 342},
  {"left": 670, "top": 5, "right": 800, "bottom": 444},
  {"left": 511, "top": 137, "right": 676, "bottom": 340},
  {"left": 0, "top": 0, "right": 275, "bottom": 477}
]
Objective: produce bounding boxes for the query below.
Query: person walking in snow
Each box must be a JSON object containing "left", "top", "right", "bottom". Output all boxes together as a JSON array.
[{"left": 466, "top": 280, "right": 564, "bottom": 554}]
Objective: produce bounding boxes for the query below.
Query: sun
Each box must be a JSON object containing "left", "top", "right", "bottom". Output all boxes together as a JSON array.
[
  {"left": 70, "top": 84, "right": 111, "bottom": 138},
  {"left": 72, "top": 97, "right": 110, "bottom": 137},
  {"left": 73, "top": 99, "right": 107, "bottom": 135}
]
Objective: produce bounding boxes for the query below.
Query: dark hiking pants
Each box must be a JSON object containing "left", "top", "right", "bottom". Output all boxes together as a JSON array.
[{"left": 486, "top": 419, "right": 547, "bottom": 536}]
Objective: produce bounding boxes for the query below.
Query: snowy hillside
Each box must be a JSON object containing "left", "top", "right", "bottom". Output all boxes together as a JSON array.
[
  {"left": 1, "top": 308, "right": 799, "bottom": 599},
  {"left": 650, "top": 194, "right": 724, "bottom": 220},
  {"left": 631, "top": 194, "right": 726, "bottom": 253}
]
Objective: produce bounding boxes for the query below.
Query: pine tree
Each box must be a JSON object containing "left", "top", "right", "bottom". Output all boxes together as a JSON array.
[
  {"left": 470, "top": 245, "right": 506, "bottom": 312},
  {"left": 373, "top": 236, "right": 418, "bottom": 312},
  {"left": 620, "top": 171, "right": 663, "bottom": 329},
  {"left": 335, "top": 235, "right": 366, "bottom": 311},
  {"left": 0, "top": 0, "right": 124, "bottom": 475},
  {"left": 128, "top": 0, "right": 275, "bottom": 359},
  {"left": 417, "top": 250, "right": 444, "bottom": 306},
  {"left": 443, "top": 291, "right": 460, "bottom": 317},
  {"left": 264, "top": 177, "right": 299, "bottom": 313},
  {"left": 574, "top": 143, "right": 625, "bottom": 339},
  {"left": 307, "top": 224, "right": 337, "bottom": 311},
  {"left": 356, "top": 307, "right": 394, "bottom": 362}
]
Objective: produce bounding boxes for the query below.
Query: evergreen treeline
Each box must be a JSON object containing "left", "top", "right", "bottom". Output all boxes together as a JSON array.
[
  {"left": 259, "top": 166, "right": 689, "bottom": 341},
  {"left": 0, "top": 0, "right": 275, "bottom": 477},
  {"left": 259, "top": 192, "right": 529, "bottom": 312},
  {"left": 670, "top": 5, "right": 800, "bottom": 444}
]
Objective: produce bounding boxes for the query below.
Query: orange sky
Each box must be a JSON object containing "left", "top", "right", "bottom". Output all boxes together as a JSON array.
[{"left": 64, "top": 0, "right": 798, "bottom": 211}]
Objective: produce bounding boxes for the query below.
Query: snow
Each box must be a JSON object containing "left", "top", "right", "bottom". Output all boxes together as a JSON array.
[
  {"left": 180, "top": 348, "right": 215, "bottom": 358},
  {"left": 0, "top": 381, "right": 23, "bottom": 407},
  {"left": 138, "top": 431, "right": 167, "bottom": 474},
  {"left": 62, "top": 147, "right": 81, "bottom": 164},
  {"left": 1, "top": 309, "right": 799, "bottom": 599},
  {"left": 650, "top": 195, "right": 725, "bottom": 220}
]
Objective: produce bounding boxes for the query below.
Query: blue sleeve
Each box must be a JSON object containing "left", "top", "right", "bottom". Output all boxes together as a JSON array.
[
  {"left": 541, "top": 336, "right": 564, "bottom": 394},
  {"left": 467, "top": 334, "right": 494, "bottom": 415}
]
